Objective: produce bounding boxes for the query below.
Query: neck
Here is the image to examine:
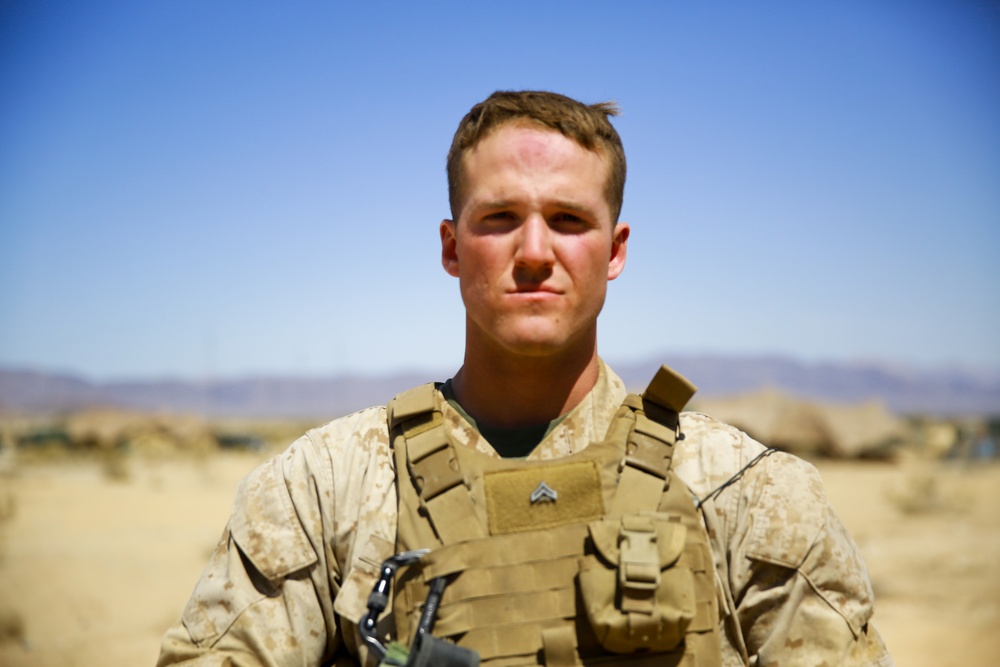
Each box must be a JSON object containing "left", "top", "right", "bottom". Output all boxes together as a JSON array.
[{"left": 451, "top": 333, "right": 601, "bottom": 429}]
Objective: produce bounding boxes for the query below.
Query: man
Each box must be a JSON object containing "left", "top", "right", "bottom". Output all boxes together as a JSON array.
[{"left": 159, "top": 91, "right": 893, "bottom": 666}]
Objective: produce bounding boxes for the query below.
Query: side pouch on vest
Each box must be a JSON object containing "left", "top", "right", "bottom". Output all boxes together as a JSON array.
[{"left": 579, "top": 513, "right": 695, "bottom": 654}]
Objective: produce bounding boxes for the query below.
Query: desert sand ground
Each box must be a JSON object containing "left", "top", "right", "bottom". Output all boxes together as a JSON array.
[{"left": 0, "top": 448, "right": 997, "bottom": 666}]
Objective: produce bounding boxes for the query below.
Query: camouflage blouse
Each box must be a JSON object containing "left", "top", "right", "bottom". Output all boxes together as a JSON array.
[{"left": 158, "top": 360, "right": 893, "bottom": 667}]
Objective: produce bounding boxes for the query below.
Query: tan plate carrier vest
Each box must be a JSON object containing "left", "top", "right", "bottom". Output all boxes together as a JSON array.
[{"left": 387, "top": 365, "right": 723, "bottom": 667}]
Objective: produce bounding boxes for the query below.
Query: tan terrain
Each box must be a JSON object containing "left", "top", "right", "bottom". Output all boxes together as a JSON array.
[{"left": 0, "top": 449, "right": 997, "bottom": 666}]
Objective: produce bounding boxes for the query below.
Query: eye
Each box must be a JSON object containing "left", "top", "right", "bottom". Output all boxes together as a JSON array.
[
  {"left": 550, "top": 212, "right": 588, "bottom": 231},
  {"left": 485, "top": 211, "right": 515, "bottom": 221},
  {"left": 479, "top": 210, "right": 518, "bottom": 229}
]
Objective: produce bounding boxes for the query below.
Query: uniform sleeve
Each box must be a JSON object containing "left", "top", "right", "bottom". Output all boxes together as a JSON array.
[
  {"left": 157, "top": 433, "right": 343, "bottom": 667},
  {"left": 728, "top": 450, "right": 894, "bottom": 666}
]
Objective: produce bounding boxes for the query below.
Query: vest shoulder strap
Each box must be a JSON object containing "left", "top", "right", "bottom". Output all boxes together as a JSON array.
[
  {"left": 642, "top": 364, "right": 697, "bottom": 414},
  {"left": 389, "top": 382, "right": 483, "bottom": 544},
  {"left": 611, "top": 364, "right": 697, "bottom": 515},
  {"left": 387, "top": 383, "right": 438, "bottom": 430}
]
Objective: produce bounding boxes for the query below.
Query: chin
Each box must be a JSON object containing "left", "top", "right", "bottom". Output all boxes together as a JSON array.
[
  {"left": 505, "top": 342, "right": 564, "bottom": 357},
  {"left": 472, "top": 316, "right": 591, "bottom": 357},
  {"left": 497, "top": 330, "right": 574, "bottom": 357}
]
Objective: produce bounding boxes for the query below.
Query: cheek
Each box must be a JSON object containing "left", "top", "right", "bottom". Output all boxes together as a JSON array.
[
  {"left": 459, "top": 240, "right": 507, "bottom": 276},
  {"left": 565, "top": 243, "right": 613, "bottom": 283},
  {"left": 456, "top": 249, "right": 495, "bottom": 294}
]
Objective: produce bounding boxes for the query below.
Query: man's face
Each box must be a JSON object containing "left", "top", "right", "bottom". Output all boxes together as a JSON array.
[{"left": 441, "top": 123, "right": 629, "bottom": 359}]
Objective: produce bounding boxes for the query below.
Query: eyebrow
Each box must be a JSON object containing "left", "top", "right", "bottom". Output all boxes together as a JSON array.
[
  {"left": 471, "top": 199, "right": 515, "bottom": 212},
  {"left": 550, "top": 200, "right": 594, "bottom": 215},
  {"left": 471, "top": 199, "right": 596, "bottom": 215}
]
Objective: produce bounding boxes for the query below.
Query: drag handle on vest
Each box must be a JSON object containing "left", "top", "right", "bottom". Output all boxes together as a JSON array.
[{"left": 360, "top": 549, "right": 429, "bottom": 661}]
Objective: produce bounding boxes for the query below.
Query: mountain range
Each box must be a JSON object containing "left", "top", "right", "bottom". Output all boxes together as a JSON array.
[{"left": 1, "top": 355, "right": 997, "bottom": 419}]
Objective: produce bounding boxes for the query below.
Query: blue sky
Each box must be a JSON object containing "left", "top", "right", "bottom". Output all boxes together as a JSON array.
[{"left": 1, "top": 1, "right": 998, "bottom": 380}]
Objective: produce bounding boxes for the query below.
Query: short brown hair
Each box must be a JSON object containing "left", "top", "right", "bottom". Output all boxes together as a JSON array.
[{"left": 447, "top": 90, "right": 626, "bottom": 222}]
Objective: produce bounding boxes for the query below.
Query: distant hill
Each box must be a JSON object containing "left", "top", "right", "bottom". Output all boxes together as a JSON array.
[
  {"left": 1, "top": 355, "right": 997, "bottom": 419},
  {"left": 611, "top": 355, "right": 1000, "bottom": 417}
]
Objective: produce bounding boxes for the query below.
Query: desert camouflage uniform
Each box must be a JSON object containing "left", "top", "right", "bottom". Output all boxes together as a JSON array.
[{"left": 158, "top": 361, "right": 893, "bottom": 666}]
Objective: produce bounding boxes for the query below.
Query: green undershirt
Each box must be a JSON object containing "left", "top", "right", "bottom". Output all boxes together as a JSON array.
[{"left": 440, "top": 379, "right": 568, "bottom": 459}]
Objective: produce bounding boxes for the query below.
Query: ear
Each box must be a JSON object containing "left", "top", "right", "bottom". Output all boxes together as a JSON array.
[
  {"left": 607, "top": 221, "right": 629, "bottom": 281},
  {"left": 441, "top": 219, "right": 460, "bottom": 277}
]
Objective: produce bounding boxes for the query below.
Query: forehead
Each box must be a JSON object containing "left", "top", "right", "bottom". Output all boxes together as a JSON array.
[
  {"left": 460, "top": 123, "right": 610, "bottom": 201},
  {"left": 468, "top": 121, "right": 604, "bottom": 169}
]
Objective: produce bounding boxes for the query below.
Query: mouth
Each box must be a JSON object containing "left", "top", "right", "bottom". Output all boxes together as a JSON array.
[
  {"left": 510, "top": 284, "right": 561, "bottom": 295},
  {"left": 509, "top": 290, "right": 561, "bottom": 301},
  {"left": 506, "top": 287, "right": 562, "bottom": 306}
]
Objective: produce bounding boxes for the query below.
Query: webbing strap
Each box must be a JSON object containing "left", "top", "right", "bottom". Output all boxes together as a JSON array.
[
  {"left": 692, "top": 598, "right": 716, "bottom": 633},
  {"left": 403, "top": 555, "right": 581, "bottom": 605},
  {"left": 610, "top": 365, "right": 695, "bottom": 516},
  {"left": 408, "top": 428, "right": 465, "bottom": 501},
  {"left": 388, "top": 383, "right": 438, "bottom": 429},
  {"left": 459, "top": 622, "right": 565, "bottom": 661},
  {"left": 611, "top": 465, "right": 665, "bottom": 516},
  {"left": 542, "top": 625, "right": 580, "bottom": 667},
  {"left": 681, "top": 542, "right": 717, "bottom": 634},
  {"left": 391, "top": 385, "right": 485, "bottom": 544},
  {"left": 435, "top": 586, "right": 576, "bottom": 638},
  {"left": 623, "top": 414, "right": 676, "bottom": 479},
  {"left": 423, "top": 486, "right": 483, "bottom": 544},
  {"left": 610, "top": 413, "right": 675, "bottom": 515},
  {"left": 417, "top": 525, "right": 587, "bottom": 580}
]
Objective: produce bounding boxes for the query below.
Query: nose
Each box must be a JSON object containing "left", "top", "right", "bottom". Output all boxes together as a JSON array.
[{"left": 515, "top": 215, "right": 556, "bottom": 269}]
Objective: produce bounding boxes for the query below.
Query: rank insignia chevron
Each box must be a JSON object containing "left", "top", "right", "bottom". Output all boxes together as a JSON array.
[{"left": 530, "top": 481, "right": 558, "bottom": 504}]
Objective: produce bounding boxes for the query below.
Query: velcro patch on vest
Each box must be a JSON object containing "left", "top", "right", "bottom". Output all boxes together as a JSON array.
[{"left": 484, "top": 460, "right": 604, "bottom": 535}]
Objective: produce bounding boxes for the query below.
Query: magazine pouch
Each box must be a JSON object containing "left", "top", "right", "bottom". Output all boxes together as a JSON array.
[{"left": 579, "top": 512, "right": 695, "bottom": 654}]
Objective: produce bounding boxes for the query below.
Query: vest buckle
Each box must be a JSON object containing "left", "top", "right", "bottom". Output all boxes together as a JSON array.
[
  {"left": 618, "top": 515, "right": 661, "bottom": 614},
  {"left": 408, "top": 430, "right": 469, "bottom": 502}
]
